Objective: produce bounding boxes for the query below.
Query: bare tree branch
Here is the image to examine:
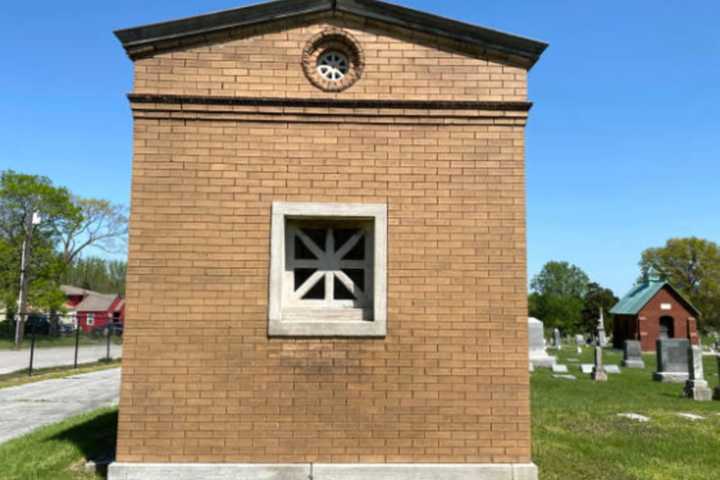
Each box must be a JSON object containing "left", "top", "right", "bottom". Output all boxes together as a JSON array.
[{"left": 59, "top": 197, "right": 128, "bottom": 264}]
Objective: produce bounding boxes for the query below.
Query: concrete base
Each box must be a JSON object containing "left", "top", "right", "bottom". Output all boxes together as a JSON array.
[
  {"left": 591, "top": 368, "right": 608, "bottom": 382},
  {"left": 530, "top": 355, "right": 556, "bottom": 369},
  {"left": 108, "top": 463, "right": 539, "bottom": 480},
  {"left": 622, "top": 359, "right": 645, "bottom": 369},
  {"left": 684, "top": 380, "right": 713, "bottom": 401},
  {"left": 653, "top": 372, "right": 689, "bottom": 383}
]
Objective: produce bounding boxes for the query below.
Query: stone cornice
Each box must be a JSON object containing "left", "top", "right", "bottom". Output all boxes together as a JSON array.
[{"left": 128, "top": 93, "right": 533, "bottom": 112}]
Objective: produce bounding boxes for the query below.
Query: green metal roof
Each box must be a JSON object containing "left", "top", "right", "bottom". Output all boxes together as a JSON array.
[{"left": 610, "top": 279, "right": 700, "bottom": 316}]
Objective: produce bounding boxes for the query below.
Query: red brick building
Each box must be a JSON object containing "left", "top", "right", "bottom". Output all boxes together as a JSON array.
[
  {"left": 111, "top": 1, "right": 547, "bottom": 479},
  {"left": 611, "top": 278, "right": 700, "bottom": 352}
]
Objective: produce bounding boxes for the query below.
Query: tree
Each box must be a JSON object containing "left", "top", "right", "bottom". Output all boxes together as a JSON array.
[
  {"left": 529, "top": 291, "right": 585, "bottom": 333},
  {"left": 581, "top": 282, "right": 618, "bottom": 334},
  {"left": 58, "top": 198, "right": 128, "bottom": 265},
  {"left": 640, "top": 237, "right": 720, "bottom": 332},
  {"left": 530, "top": 261, "right": 590, "bottom": 298},
  {"left": 0, "top": 170, "right": 79, "bottom": 345},
  {"left": 63, "top": 257, "right": 127, "bottom": 296},
  {"left": 530, "top": 261, "right": 592, "bottom": 333}
]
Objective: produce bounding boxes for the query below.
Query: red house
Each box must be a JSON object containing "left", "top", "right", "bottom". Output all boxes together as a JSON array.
[
  {"left": 610, "top": 276, "right": 700, "bottom": 352},
  {"left": 61, "top": 285, "right": 125, "bottom": 333}
]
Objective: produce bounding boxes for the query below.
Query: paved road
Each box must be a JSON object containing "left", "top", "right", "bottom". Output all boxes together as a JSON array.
[
  {"left": 0, "top": 368, "right": 120, "bottom": 444},
  {"left": 0, "top": 344, "right": 123, "bottom": 375}
]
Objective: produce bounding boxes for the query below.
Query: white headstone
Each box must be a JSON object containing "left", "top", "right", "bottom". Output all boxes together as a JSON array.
[
  {"left": 552, "top": 364, "right": 569, "bottom": 373},
  {"left": 684, "top": 344, "right": 712, "bottom": 401},
  {"left": 528, "top": 317, "right": 556, "bottom": 369},
  {"left": 617, "top": 413, "right": 650, "bottom": 423}
]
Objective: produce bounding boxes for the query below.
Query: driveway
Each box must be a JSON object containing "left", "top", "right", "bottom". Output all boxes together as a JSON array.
[
  {"left": 0, "top": 344, "right": 122, "bottom": 375},
  {"left": 0, "top": 368, "right": 120, "bottom": 444}
]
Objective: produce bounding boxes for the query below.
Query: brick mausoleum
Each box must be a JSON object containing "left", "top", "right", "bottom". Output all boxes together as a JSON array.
[
  {"left": 611, "top": 276, "right": 700, "bottom": 352},
  {"left": 110, "top": 1, "right": 547, "bottom": 479}
]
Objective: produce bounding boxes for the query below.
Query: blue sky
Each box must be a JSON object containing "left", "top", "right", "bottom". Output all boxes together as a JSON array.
[{"left": 1, "top": 1, "right": 718, "bottom": 295}]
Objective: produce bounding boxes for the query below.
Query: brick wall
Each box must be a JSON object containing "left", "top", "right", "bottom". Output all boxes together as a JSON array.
[
  {"left": 638, "top": 287, "right": 698, "bottom": 351},
  {"left": 117, "top": 17, "right": 532, "bottom": 465},
  {"left": 133, "top": 15, "right": 527, "bottom": 102}
]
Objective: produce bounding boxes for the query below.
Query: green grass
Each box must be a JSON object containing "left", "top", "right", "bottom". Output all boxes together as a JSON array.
[
  {"left": 0, "top": 359, "right": 121, "bottom": 390},
  {"left": 0, "top": 408, "right": 117, "bottom": 480},
  {"left": 533, "top": 346, "right": 720, "bottom": 479},
  {"left": 2, "top": 347, "right": 719, "bottom": 479}
]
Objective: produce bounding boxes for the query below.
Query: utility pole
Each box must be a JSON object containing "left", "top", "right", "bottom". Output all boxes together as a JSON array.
[{"left": 14, "top": 211, "right": 41, "bottom": 348}]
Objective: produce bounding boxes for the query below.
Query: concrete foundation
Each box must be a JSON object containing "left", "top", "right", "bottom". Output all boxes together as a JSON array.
[{"left": 108, "top": 463, "right": 539, "bottom": 480}]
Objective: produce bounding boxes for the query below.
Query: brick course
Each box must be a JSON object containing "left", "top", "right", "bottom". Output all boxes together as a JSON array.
[{"left": 117, "top": 15, "right": 533, "bottom": 466}]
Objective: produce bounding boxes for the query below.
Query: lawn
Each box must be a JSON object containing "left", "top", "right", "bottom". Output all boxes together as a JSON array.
[
  {"left": 0, "top": 408, "right": 117, "bottom": 480},
  {"left": 533, "top": 346, "right": 720, "bottom": 480},
  {"left": 1, "top": 347, "right": 718, "bottom": 480}
]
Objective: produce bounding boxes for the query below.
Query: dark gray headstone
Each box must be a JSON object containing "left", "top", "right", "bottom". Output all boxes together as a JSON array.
[
  {"left": 623, "top": 340, "right": 645, "bottom": 369},
  {"left": 653, "top": 338, "right": 689, "bottom": 383}
]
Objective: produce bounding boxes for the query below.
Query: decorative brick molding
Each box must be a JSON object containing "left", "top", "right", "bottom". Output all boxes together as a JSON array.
[{"left": 302, "top": 28, "right": 365, "bottom": 92}]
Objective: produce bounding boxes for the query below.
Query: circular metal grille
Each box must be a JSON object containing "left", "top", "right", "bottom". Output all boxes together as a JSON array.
[{"left": 317, "top": 51, "right": 349, "bottom": 81}]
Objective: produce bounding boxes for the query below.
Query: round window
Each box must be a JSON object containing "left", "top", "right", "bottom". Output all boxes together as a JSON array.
[
  {"left": 317, "top": 51, "right": 349, "bottom": 82},
  {"left": 302, "top": 29, "right": 365, "bottom": 92}
]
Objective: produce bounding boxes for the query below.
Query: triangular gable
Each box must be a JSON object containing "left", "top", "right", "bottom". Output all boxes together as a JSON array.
[{"left": 115, "top": 0, "right": 547, "bottom": 68}]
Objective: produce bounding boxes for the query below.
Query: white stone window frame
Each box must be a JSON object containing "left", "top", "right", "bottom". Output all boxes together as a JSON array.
[{"left": 269, "top": 202, "right": 387, "bottom": 337}]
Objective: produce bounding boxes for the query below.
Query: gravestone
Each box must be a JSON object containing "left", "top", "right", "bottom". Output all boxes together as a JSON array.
[
  {"left": 714, "top": 355, "right": 720, "bottom": 401},
  {"left": 528, "top": 317, "right": 556, "bottom": 369},
  {"left": 580, "top": 364, "right": 593, "bottom": 374},
  {"left": 575, "top": 334, "right": 584, "bottom": 354},
  {"left": 617, "top": 413, "right": 650, "bottom": 423},
  {"left": 605, "top": 365, "right": 621, "bottom": 374},
  {"left": 684, "top": 343, "right": 712, "bottom": 401},
  {"left": 552, "top": 364, "right": 569, "bottom": 373},
  {"left": 653, "top": 339, "right": 689, "bottom": 383},
  {"left": 553, "top": 328, "right": 562, "bottom": 350},
  {"left": 597, "top": 308, "right": 608, "bottom": 347},
  {"left": 591, "top": 333, "right": 607, "bottom": 382},
  {"left": 591, "top": 344, "right": 608, "bottom": 381},
  {"left": 623, "top": 340, "right": 645, "bottom": 369}
]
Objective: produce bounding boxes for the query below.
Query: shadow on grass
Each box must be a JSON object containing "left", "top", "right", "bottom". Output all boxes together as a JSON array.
[{"left": 51, "top": 409, "right": 118, "bottom": 478}]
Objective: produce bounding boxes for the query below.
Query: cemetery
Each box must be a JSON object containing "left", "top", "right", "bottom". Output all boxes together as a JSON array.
[
  {"left": 1, "top": 1, "right": 719, "bottom": 480},
  {"left": 532, "top": 340, "right": 720, "bottom": 479}
]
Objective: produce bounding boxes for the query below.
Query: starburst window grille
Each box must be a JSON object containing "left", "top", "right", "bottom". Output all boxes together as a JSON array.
[{"left": 269, "top": 202, "right": 387, "bottom": 337}]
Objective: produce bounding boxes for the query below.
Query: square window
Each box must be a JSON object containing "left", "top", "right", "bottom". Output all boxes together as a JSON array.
[{"left": 269, "top": 202, "right": 387, "bottom": 337}]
